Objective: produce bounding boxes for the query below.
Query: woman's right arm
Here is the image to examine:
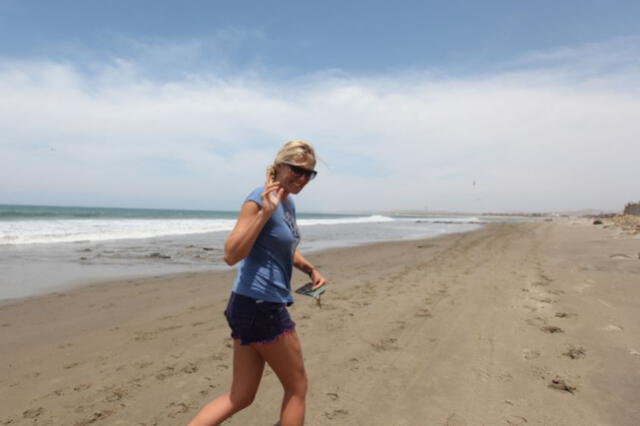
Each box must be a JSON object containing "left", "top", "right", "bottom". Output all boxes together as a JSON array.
[{"left": 223, "top": 180, "right": 284, "bottom": 265}]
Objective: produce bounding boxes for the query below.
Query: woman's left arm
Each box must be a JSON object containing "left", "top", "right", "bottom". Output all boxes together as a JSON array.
[{"left": 293, "top": 250, "right": 327, "bottom": 290}]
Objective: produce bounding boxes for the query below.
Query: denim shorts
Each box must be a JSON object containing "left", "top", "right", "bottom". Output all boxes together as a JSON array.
[{"left": 224, "top": 292, "right": 296, "bottom": 345}]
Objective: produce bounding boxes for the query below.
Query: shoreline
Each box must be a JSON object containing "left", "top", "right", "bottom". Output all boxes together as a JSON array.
[
  {"left": 0, "top": 220, "right": 482, "bottom": 302},
  {"left": 1, "top": 221, "right": 639, "bottom": 425},
  {"left": 0, "top": 224, "right": 479, "bottom": 306}
]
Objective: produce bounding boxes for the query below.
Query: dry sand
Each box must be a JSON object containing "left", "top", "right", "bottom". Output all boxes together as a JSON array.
[{"left": 1, "top": 221, "right": 639, "bottom": 425}]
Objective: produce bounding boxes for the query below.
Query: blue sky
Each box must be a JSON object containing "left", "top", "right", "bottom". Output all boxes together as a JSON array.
[
  {"left": 3, "top": 1, "right": 639, "bottom": 76},
  {"left": 1, "top": 1, "right": 640, "bottom": 212}
]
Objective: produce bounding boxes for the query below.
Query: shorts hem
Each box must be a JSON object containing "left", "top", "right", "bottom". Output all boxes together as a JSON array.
[{"left": 234, "top": 324, "right": 296, "bottom": 346}]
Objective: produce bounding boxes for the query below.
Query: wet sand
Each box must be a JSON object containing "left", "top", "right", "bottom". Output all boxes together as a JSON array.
[{"left": 1, "top": 221, "right": 639, "bottom": 425}]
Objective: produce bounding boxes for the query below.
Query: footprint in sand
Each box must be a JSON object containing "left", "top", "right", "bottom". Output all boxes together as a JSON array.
[
  {"left": 609, "top": 253, "right": 632, "bottom": 260},
  {"left": 505, "top": 415, "right": 528, "bottom": 425},
  {"left": 104, "top": 388, "right": 127, "bottom": 402},
  {"left": 532, "top": 280, "right": 549, "bottom": 287},
  {"left": 563, "top": 346, "right": 586, "bottom": 359},
  {"left": 371, "top": 337, "right": 399, "bottom": 352},
  {"left": 548, "top": 377, "right": 577, "bottom": 394},
  {"left": 75, "top": 410, "right": 113, "bottom": 426},
  {"left": 445, "top": 413, "right": 467, "bottom": 426},
  {"left": 523, "top": 349, "right": 541, "bottom": 360},
  {"left": 22, "top": 407, "right": 44, "bottom": 419},
  {"left": 554, "top": 312, "right": 576, "bottom": 319},
  {"left": 323, "top": 409, "right": 348, "bottom": 420},
  {"left": 134, "top": 331, "right": 156, "bottom": 341},
  {"left": 167, "top": 402, "right": 190, "bottom": 418},
  {"left": 181, "top": 363, "right": 198, "bottom": 374},
  {"left": 415, "top": 308, "right": 432, "bottom": 318},
  {"left": 348, "top": 357, "right": 360, "bottom": 371},
  {"left": 472, "top": 367, "right": 491, "bottom": 381},
  {"left": 133, "top": 360, "right": 153, "bottom": 369},
  {"left": 199, "top": 384, "right": 217, "bottom": 396},
  {"left": 601, "top": 324, "right": 623, "bottom": 332},
  {"left": 525, "top": 316, "right": 545, "bottom": 328},
  {"left": 155, "top": 365, "right": 176, "bottom": 380},
  {"left": 541, "top": 325, "right": 563, "bottom": 334},
  {"left": 73, "top": 383, "right": 92, "bottom": 392},
  {"left": 539, "top": 273, "right": 553, "bottom": 282}
]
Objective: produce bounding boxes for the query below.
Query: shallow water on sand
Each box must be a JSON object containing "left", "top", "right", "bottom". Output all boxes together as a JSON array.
[{"left": 0, "top": 217, "right": 486, "bottom": 300}]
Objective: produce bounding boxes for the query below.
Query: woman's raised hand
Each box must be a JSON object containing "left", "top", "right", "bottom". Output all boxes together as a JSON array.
[{"left": 261, "top": 170, "right": 285, "bottom": 216}]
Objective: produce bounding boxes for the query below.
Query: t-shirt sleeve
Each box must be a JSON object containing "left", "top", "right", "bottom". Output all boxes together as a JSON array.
[{"left": 244, "top": 186, "right": 264, "bottom": 207}]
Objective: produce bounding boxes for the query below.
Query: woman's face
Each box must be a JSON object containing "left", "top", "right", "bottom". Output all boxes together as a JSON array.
[{"left": 275, "top": 156, "right": 316, "bottom": 195}]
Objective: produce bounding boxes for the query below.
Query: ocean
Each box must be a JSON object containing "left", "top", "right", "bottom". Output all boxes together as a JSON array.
[{"left": 0, "top": 204, "right": 484, "bottom": 300}]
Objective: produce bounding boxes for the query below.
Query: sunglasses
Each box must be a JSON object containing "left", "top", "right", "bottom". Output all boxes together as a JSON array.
[{"left": 283, "top": 162, "right": 318, "bottom": 180}]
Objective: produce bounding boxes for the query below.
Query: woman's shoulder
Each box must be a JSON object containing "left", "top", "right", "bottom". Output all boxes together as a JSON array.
[{"left": 244, "top": 186, "right": 265, "bottom": 206}]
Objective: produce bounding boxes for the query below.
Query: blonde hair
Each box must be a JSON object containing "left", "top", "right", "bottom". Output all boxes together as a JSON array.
[{"left": 268, "top": 140, "right": 316, "bottom": 176}]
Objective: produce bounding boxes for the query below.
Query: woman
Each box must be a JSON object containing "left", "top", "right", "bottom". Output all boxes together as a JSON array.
[{"left": 189, "top": 140, "right": 327, "bottom": 426}]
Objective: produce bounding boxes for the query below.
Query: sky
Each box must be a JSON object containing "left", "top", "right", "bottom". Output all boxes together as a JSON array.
[{"left": 1, "top": 1, "right": 639, "bottom": 213}]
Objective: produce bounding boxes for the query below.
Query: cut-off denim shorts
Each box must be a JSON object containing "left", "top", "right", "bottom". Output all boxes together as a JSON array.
[{"left": 224, "top": 292, "right": 296, "bottom": 345}]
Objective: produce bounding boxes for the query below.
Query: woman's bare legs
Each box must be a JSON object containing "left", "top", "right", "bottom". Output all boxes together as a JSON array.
[
  {"left": 255, "top": 331, "right": 307, "bottom": 426},
  {"left": 189, "top": 331, "right": 307, "bottom": 426},
  {"left": 188, "top": 340, "right": 265, "bottom": 426}
]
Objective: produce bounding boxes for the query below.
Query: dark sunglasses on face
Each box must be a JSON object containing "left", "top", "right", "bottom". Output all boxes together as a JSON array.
[{"left": 283, "top": 162, "right": 318, "bottom": 180}]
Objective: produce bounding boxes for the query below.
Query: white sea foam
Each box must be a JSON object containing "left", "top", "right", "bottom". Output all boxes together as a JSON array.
[
  {"left": 0, "top": 215, "right": 397, "bottom": 245},
  {"left": 298, "top": 214, "right": 394, "bottom": 227},
  {"left": 0, "top": 219, "right": 237, "bottom": 245},
  {"left": 410, "top": 216, "right": 480, "bottom": 223}
]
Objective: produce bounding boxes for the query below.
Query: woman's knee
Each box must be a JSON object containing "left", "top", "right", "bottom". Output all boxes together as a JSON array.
[
  {"left": 285, "top": 369, "right": 308, "bottom": 396},
  {"left": 229, "top": 389, "right": 257, "bottom": 410}
]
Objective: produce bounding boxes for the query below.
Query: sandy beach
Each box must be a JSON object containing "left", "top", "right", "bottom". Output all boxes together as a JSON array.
[{"left": 1, "top": 221, "right": 639, "bottom": 425}]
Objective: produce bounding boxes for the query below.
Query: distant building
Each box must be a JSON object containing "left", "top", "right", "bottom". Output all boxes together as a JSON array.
[{"left": 623, "top": 202, "right": 640, "bottom": 216}]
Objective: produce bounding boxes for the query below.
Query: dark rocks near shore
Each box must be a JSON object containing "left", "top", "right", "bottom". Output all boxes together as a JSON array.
[{"left": 149, "top": 252, "right": 171, "bottom": 260}]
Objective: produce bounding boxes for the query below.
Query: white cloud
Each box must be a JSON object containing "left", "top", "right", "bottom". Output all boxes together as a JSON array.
[{"left": 1, "top": 39, "right": 639, "bottom": 213}]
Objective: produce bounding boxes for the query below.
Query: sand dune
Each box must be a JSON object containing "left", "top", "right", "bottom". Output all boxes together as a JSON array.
[{"left": 1, "top": 221, "right": 639, "bottom": 425}]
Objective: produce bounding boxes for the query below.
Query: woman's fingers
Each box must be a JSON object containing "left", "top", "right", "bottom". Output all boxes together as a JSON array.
[
  {"left": 264, "top": 169, "right": 274, "bottom": 186},
  {"left": 310, "top": 270, "right": 327, "bottom": 290},
  {"left": 311, "top": 280, "right": 326, "bottom": 291},
  {"left": 261, "top": 182, "right": 284, "bottom": 213},
  {"left": 261, "top": 182, "right": 281, "bottom": 199}
]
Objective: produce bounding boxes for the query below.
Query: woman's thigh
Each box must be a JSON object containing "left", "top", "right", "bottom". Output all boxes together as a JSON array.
[
  {"left": 230, "top": 340, "right": 265, "bottom": 398},
  {"left": 253, "top": 331, "right": 306, "bottom": 393}
]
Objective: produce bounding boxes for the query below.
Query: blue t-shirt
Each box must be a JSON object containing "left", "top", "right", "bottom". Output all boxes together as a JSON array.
[{"left": 231, "top": 187, "right": 300, "bottom": 304}]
